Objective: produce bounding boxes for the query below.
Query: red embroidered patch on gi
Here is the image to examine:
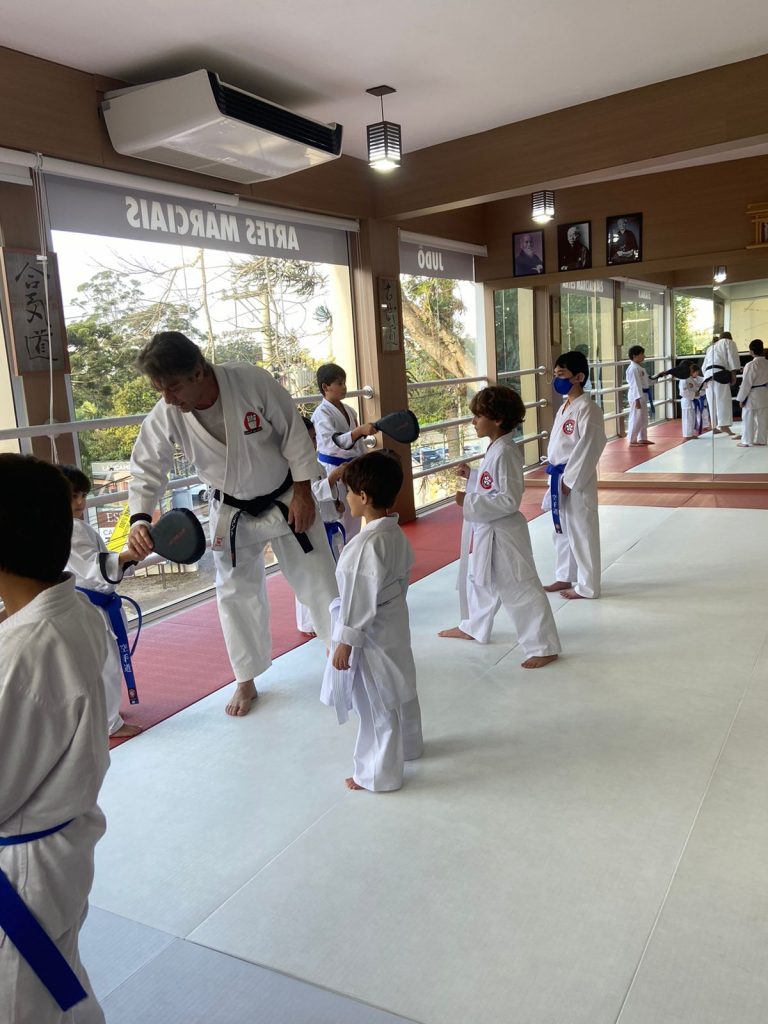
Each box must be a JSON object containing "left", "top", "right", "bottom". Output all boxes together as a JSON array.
[
  {"left": 562, "top": 418, "right": 576, "bottom": 435},
  {"left": 480, "top": 471, "right": 493, "bottom": 489},
  {"left": 243, "top": 411, "right": 262, "bottom": 435}
]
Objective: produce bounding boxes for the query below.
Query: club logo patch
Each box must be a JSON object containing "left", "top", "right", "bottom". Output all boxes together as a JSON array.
[
  {"left": 562, "top": 418, "right": 576, "bottom": 435},
  {"left": 480, "top": 471, "right": 494, "bottom": 489},
  {"left": 243, "top": 410, "right": 262, "bottom": 435}
]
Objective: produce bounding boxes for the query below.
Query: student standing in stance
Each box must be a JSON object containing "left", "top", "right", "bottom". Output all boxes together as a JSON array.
[
  {"left": 544, "top": 351, "right": 607, "bottom": 600},
  {"left": 321, "top": 451, "right": 423, "bottom": 793},
  {"left": 736, "top": 339, "right": 768, "bottom": 447},
  {"left": 626, "top": 345, "right": 653, "bottom": 446},
  {"left": 0, "top": 455, "right": 108, "bottom": 1024},
  {"left": 438, "top": 386, "right": 561, "bottom": 668}
]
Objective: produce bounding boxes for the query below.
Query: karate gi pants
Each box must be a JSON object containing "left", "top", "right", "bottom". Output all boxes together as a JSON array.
[
  {"left": 627, "top": 400, "right": 649, "bottom": 443},
  {"left": 214, "top": 515, "right": 338, "bottom": 681},
  {"left": 553, "top": 488, "right": 601, "bottom": 599},
  {"left": 706, "top": 381, "right": 734, "bottom": 428},
  {"left": 351, "top": 675, "right": 423, "bottom": 792},
  {"left": 98, "top": 612, "right": 126, "bottom": 736},
  {"left": 741, "top": 406, "right": 768, "bottom": 445},
  {"left": 681, "top": 403, "right": 697, "bottom": 438},
  {"left": 460, "top": 572, "right": 559, "bottom": 656},
  {"left": 0, "top": 903, "right": 104, "bottom": 1024}
]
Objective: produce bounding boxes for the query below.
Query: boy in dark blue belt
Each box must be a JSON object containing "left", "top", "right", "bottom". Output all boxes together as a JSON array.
[{"left": 0, "top": 454, "right": 109, "bottom": 1023}]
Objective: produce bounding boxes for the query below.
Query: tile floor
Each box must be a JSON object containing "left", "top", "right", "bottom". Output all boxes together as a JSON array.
[{"left": 83, "top": 505, "right": 768, "bottom": 1024}]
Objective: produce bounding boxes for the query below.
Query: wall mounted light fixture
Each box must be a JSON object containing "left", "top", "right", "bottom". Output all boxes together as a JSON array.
[{"left": 531, "top": 190, "right": 555, "bottom": 224}]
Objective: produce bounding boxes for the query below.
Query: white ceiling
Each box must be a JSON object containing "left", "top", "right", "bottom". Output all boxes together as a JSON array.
[{"left": 5, "top": 0, "right": 768, "bottom": 161}]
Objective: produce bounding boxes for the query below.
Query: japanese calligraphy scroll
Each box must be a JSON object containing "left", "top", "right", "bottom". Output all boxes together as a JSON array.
[{"left": 1, "top": 248, "right": 69, "bottom": 375}]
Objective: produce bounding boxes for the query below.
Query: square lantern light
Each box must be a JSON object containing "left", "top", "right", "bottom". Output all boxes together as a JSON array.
[
  {"left": 531, "top": 190, "right": 555, "bottom": 224},
  {"left": 366, "top": 86, "right": 401, "bottom": 173}
]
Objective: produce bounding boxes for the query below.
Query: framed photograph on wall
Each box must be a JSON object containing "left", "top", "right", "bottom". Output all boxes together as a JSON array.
[
  {"left": 513, "top": 230, "right": 545, "bottom": 277},
  {"left": 377, "top": 276, "right": 401, "bottom": 352},
  {"left": 557, "top": 221, "right": 592, "bottom": 272},
  {"left": 606, "top": 213, "right": 642, "bottom": 266}
]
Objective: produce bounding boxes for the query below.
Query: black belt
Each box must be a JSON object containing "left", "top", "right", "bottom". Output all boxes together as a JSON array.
[{"left": 213, "top": 471, "right": 313, "bottom": 567}]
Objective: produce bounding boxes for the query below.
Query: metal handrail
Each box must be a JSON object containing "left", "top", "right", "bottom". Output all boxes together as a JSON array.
[
  {"left": 0, "top": 386, "right": 375, "bottom": 442},
  {"left": 86, "top": 473, "right": 203, "bottom": 509},
  {"left": 497, "top": 366, "right": 547, "bottom": 379},
  {"left": 590, "top": 383, "right": 630, "bottom": 397},
  {"left": 418, "top": 398, "right": 548, "bottom": 434},
  {"left": 411, "top": 430, "right": 549, "bottom": 480},
  {"left": 406, "top": 376, "right": 488, "bottom": 391}
]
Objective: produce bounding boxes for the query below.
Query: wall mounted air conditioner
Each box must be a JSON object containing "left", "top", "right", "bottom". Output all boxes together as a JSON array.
[{"left": 101, "top": 70, "right": 343, "bottom": 184}]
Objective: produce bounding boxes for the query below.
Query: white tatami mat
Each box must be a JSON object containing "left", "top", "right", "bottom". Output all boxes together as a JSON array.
[
  {"left": 626, "top": 431, "right": 768, "bottom": 474},
  {"left": 86, "top": 505, "right": 768, "bottom": 1024}
]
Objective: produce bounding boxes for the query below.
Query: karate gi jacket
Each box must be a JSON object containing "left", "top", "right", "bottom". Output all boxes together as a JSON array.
[
  {"left": 625, "top": 362, "right": 650, "bottom": 403},
  {"left": 546, "top": 393, "right": 607, "bottom": 494},
  {"left": 737, "top": 356, "right": 768, "bottom": 407},
  {"left": 311, "top": 398, "right": 367, "bottom": 458}
]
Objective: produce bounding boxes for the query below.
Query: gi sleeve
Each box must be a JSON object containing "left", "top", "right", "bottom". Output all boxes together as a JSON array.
[
  {"left": 0, "top": 648, "right": 82, "bottom": 824},
  {"left": 311, "top": 474, "right": 336, "bottom": 504},
  {"left": 737, "top": 363, "right": 753, "bottom": 404},
  {"left": 625, "top": 363, "right": 642, "bottom": 402},
  {"left": 258, "top": 370, "right": 321, "bottom": 482},
  {"left": 463, "top": 449, "right": 523, "bottom": 523},
  {"left": 68, "top": 525, "right": 123, "bottom": 587},
  {"left": 333, "top": 537, "right": 386, "bottom": 647},
  {"left": 129, "top": 404, "right": 177, "bottom": 518},
  {"left": 563, "top": 402, "right": 607, "bottom": 491},
  {"left": 725, "top": 340, "right": 741, "bottom": 372}
]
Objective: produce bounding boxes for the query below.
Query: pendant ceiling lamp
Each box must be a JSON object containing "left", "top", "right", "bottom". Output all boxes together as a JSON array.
[
  {"left": 531, "top": 190, "right": 555, "bottom": 224},
  {"left": 366, "top": 85, "right": 401, "bottom": 173}
]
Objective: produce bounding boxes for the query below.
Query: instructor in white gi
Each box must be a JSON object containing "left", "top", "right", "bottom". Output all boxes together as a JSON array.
[
  {"left": 702, "top": 331, "right": 740, "bottom": 435},
  {"left": 127, "top": 332, "right": 338, "bottom": 717}
]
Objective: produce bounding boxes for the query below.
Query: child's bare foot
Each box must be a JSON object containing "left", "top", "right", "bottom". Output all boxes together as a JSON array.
[
  {"left": 544, "top": 581, "right": 572, "bottom": 592},
  {"left": 629, "top": 441, "right": 643, "bottom": 447},
  {"left": 111, "top": 722, "right": 142, "bottom": 739},
  {"left": 226, "top": 682, "right": 258, "bottom": 717},
  {"left": 560, "top": 589, "right": 587, "bottom": 600},
  {"left": 345, "top": 777, "right": 365, "bottom": 790},
  {"left": 300, "top": 630, "right": 317, "bottom": 638},
  {"left": 641, "top": 440, "right": 655, "bottom": 445},
  {"left": 737, "top": 442, "right": 750, "bottom": 448},
  {"left": 521, "top": 654, "right": 559, "bottom": 669},
  {"left": 438, "top": 627, "right": 473, "bottom": 640}
]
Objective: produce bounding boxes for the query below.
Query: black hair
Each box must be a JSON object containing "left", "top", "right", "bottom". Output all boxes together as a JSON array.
[
  {"left": 720, "top": 331, "right": 733, "bottom": 340},
  {"left": 469, "top": 386, "right": 526, "bottom": 432},
  {"left": 628, "top": 345, "right": 645, "bottom": 359},
  {"left": 58, "top": 463, "right": 91, "bottom": 495},
  {"left": 301, "top": 415, "right": 314, "bottom": 431},
  {"left": 749, "top": 338, "right": 764, "bottom": 355},
  {"left": 136, "top": 331, "right": 210, "bottom": 381},
  {"left": 344, "top": 450, "right": 403, "bottom": 509},
  {"left": 316, "top": 363, "right": 346, "bottom": 394},
  {"left": 554, "top": 350, "right": 589, "bottom": 381},
  {"left": 0, "top": 454, "right": 72, "bottom": 582}
]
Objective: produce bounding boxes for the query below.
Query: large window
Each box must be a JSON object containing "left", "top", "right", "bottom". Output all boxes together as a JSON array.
[
  {"left": 45, "top": 175, "right": 357, "bottom": 616},
  {"left": 494, "top": 286, "right": 541, "bottom": 467},
  {"left": 400, "top": 240, "right": 484, "bottom": 511},
  {"left": 621, "top": 283, "right": 668, "bottom": 425}
]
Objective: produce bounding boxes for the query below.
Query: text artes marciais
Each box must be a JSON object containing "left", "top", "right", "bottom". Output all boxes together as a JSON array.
[{"left": 124, "top": 197, "right": 301, "bottom": 251}]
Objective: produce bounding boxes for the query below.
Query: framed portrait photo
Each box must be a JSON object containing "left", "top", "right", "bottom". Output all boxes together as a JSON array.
[
  {"left": 513, "top": 230, "right": 545, "bottom": 277},
  {"left": 606, "top": 213, "right": 642, "bottom": 266},
  {"left": 557, "top": 221, "right": 592, "bottom": 272}
]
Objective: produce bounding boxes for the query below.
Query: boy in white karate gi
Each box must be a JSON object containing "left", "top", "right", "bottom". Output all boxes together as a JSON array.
[
  {"left": 295, "top": 417, "right": 346, "bottom": 634},
  {"left": 59, "top": 465, "right": 143, "bottom": 739},
  {"left": 544, "top": 351, "right": 607, "bottom": 600},
  {"left": 736, "top": 339, "right": 768, "bottom": 447},
  {"left": 311, "top": 363, "right": 378, "bottom": 543},
  {"left": 321, "top": 451, "right": 423, "bottom": 793},
  {"left": 0, "top": 455, "right": 109, "bottom": 1024},
  {"left": 678, "top": 363, "right": 704, "bottom": 438},
  {"left": 626, "top": 345, "right": 653, "bottom": 446},
  {"left": 438, "top": 386, "right": 561, "bottom": 668}
]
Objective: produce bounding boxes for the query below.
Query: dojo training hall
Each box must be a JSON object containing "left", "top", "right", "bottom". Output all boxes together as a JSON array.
[{"left": 4, "top": 10, "right": 768, "bottom": 1023}]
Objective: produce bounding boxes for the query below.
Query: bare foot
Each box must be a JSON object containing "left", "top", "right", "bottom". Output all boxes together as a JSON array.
[
  {"left": 544, "top": 581, "right": 572, "bottom": 592},
  {"left": 629, "top": 441, "right": 643, "bottom": 447},
  {"left": 641, "top": 440, "right": 655, "bottom": 445},
  {"left": 521, "top": 654, "right": 559, "bottom": 669},
  {"left": 721, "top": 427, "right": 734, "bottom": 436},
  {"left": 712, "top": 427, "right": 723, "bottom": 434},
  {"left": 737, "top": 442, "right": 750, "bottom": 448},
  {"left": 345, "top": 777, "right": 365, "bottom": 790},
  {"left": 561, "top": 589, "right": 587, "bottom": 600},
  {"left": 111, "top": 722, "right": 142, "bottom": 739},
  {"left": 438, "top": 627, "right": 474, "bottom": 640},
  {"left": 226, "top": 681, "right": 258, "bottom": 717},
  {"left": 300, "top": 630, "right": 317, "bottom": 638}
]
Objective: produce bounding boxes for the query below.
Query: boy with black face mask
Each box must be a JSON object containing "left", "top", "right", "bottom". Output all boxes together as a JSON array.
[{"left": 544, "top": 351, "right": 607, "bottom": 600}]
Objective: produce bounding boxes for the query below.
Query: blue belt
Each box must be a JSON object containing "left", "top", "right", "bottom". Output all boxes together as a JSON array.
[
  {"left": 693, "top": 395, "right": 706, "bottom": 434},
  {"left": 546, "top": 463, "right": 566, "bottom": 534},
  {"left": 317, "top": 452, "right": 355, "bottom": 468},
  {"left": 324, "top": 521, "right": 346, "bottom": 552},
  {"left": 76, "top": 588, "right": 141, "bottom": 705},
  {"left": 643, "top": 388, "right": 655, "bottom": 415},
  {"left": 0, "top": 819, "right": 88, "bottom": 1011}
]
